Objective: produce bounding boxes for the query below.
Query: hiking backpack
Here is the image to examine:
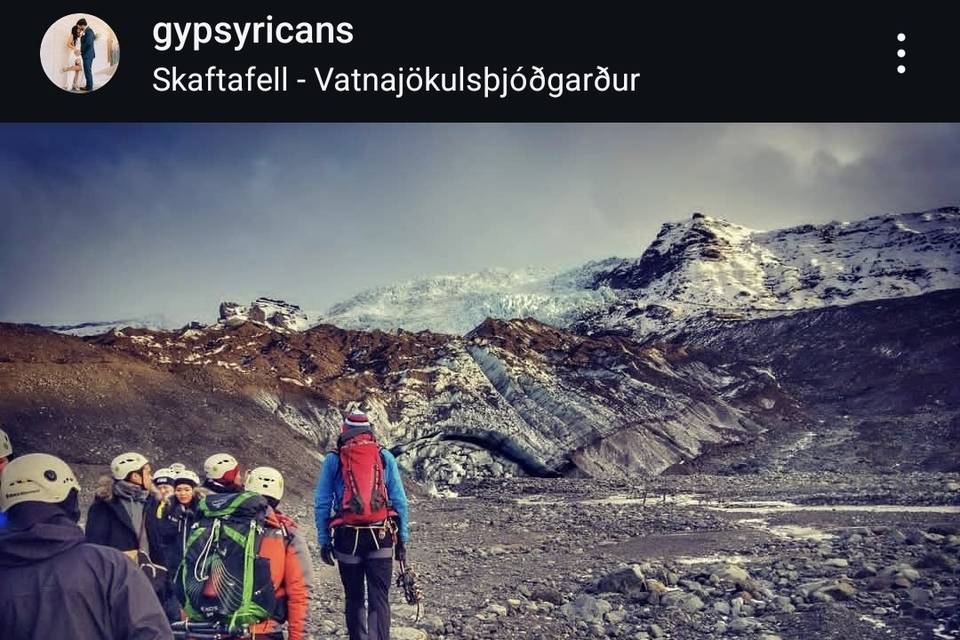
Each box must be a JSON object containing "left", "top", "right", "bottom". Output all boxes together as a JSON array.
[
  {"left": 334, "top": 426, "right": 390, "bottom": 525},
  {"left": 178, "top": 491, "right": 277, "bottom": 629}
]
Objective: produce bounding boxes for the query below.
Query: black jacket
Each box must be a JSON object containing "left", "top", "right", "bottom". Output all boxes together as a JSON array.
[
  {"left": 154, "top": 496, "right": 199, "bottom": 578},
  {"left": 85, "top": 482, "right": 166, "bottom": 566},
  {"left": 0, "top": 513, "right": 172, "bottom": 640}
]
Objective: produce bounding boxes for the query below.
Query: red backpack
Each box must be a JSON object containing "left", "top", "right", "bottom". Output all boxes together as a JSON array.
[{"left": 333, "top": 427, "right": 390, "bottom": 525}]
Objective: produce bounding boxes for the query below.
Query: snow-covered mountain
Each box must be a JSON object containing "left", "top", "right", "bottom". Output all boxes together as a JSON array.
[
  {"left": 322, "top": 207, "right": 960, "bottom": 337},
  {"left": 41, "top": 315, "right": 177, "bottom": 337},
  {"left": 40, "top": 207, "right": 959, "bottom": 340},
  {"left": 581, "top": 206, "right": 960, "bottom": 337},
  {"left": 320, "top": 264, "right": 620, "bottom": 336}
]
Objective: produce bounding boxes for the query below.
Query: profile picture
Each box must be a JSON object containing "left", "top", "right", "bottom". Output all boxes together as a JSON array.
[{"left": 40, "top": 13, "right": 119, "bottom": 93}]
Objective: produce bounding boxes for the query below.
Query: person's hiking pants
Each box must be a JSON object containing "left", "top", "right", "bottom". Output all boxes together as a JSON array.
[{"left": 334, "top": 524, "right": 395, "bottom": 640}]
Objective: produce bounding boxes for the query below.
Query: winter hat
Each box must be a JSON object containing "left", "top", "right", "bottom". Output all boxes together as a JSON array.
[{"left": 342, "top": 410, "right": 371, "bottom": 432}]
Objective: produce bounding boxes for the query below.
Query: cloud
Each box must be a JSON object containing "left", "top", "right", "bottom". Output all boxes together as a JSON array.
[{"left": 0, "top": 123, "right": 957, "bottom": 324}]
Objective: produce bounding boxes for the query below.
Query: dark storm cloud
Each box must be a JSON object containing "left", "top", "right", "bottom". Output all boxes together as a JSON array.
[{"left": 0, "top": 124, "right": 956, "bottom": 325}]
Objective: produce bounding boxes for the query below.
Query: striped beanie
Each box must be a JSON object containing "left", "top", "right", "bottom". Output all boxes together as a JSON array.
[{"left": 342, "top": 410, "right": 371, "bottom": 431}]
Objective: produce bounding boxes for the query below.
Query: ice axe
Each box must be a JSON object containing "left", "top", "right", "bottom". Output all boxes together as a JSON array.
[{"left": 395, "top": 558, "right": 424, "bottom": 622}]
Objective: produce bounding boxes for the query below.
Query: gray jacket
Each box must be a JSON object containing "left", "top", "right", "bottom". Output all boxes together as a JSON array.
[{"left": 0, "top": 513, "right": 172, "bottom": 640}]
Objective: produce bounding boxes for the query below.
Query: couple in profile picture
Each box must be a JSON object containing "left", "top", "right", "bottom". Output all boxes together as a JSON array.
[{"left": 62, "top": 18, "right": 95, "bottom": 92}]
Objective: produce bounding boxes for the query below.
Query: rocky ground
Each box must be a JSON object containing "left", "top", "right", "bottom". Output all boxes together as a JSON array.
[{"left": 299, "top": 473, "right": 960, "bottom": 639}]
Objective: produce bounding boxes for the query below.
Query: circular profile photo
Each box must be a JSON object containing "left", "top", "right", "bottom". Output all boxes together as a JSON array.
[{"left": 40, "top": 13, "right": 119, "bottom": 93}]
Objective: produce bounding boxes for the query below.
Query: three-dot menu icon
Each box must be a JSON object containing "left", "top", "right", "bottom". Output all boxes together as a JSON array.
[{"left": 897, "top": 33, "right": 906, "bottom": 74}]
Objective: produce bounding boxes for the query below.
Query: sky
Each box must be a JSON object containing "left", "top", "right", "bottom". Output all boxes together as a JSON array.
[{"left": 1, "top": 123, "right": 958, "bottom": 326}]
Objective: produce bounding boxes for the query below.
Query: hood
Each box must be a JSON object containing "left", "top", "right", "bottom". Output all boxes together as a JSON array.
[
  {"left": 0, "top": 516, "right": 85, "bottom": 567},
  {"left": 94, "top": 474, "right": 115, "bottom": 501}
]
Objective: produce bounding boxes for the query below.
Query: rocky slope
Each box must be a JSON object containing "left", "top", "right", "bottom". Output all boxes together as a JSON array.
[
  {"left": 0, "top": 323, "right": 324, "bottom": 501},
  {"left": 3, "top": 286, "right": 958, "bottom": 493},
  {"left": 665, "top": 288, "right": 960, "bottom": 474},
  {"left": 1, "top": 311, "right": 775, "bottom": 490}
]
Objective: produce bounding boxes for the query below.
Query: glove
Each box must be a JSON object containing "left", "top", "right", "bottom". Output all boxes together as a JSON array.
[
  {"left": 394, "top": 539, "right": 406, "bottom": 563},
  {"left": 320, "top": 544, "right": 336, "bottom": 566}
]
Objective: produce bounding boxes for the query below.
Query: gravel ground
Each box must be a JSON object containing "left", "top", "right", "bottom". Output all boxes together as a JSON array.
[{"left": 295, "top": 473, "right": 960, "bottom": 639}]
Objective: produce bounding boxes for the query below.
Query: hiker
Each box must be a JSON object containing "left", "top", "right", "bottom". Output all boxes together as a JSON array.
[
  {"left": 202, "top": 452, "right": 243, "bottom": 493},
  {"left": 0, "top": 453, "right": 173, "bottom": 639},
  {"left": 86, "top": 451, "right": 179, "bottom": 622},
  {"left": 152, "top": 467, "right": 175, "bottom": 499},
  {"left": 245, "top": 466, "right": 316, "bottom": 590},
  {"left": 315, "top": 410, "right": 410, "bottom": 640},
  {"left": 242, "top": 466, "right": 311, "bottom": 638},
  {"left": 86, "top": 452, "right": 164, "bottom": 557},
  {"left": 179, "top": 486, "right": 308, "bottom": 640},
  {"left": 155, "top": 468, "right": 201, "bottom": 613}
]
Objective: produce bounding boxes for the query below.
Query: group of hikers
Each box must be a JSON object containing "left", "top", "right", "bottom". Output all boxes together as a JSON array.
[{"left": 0, "top": 410, "right": 411, "bottom": 640}]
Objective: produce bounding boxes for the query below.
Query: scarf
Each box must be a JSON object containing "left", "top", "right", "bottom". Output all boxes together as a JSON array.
[{"left": 113, "top": 480, "right": 149, "bottom": 552}]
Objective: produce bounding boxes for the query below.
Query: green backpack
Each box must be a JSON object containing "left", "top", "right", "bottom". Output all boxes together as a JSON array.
[{"left": 178, "top": 491, "right": 277, "bottom": 630}]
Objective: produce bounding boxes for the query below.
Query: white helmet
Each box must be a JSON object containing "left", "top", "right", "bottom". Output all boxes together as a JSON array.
[
  {"left": 173, "top": 470, "right": 200, "bottom": 487},
  {"left": 0, "top": 428, "right": 11, "bottom": 459},
  {"left": 168, "top": 462, "right": 187, "bottom": 474},
  {"left": 1, "top": 453, "right": 79, "bottom": 511},
  {"left": 152, "top": 467, "right": 174, "bottom": 485},
  {"left": 244, "top": 466, "right": 284, "bottom": 501},
  {"left": 110, "top": 452, "right": 149, "bottom": 481},
  {"left": 204, "top": 453, "right": 239, "bottom": 481}
]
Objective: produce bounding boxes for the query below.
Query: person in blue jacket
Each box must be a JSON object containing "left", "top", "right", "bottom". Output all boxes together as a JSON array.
[{"left": 315, "top": 410, "right": 409, "bottom": 640}]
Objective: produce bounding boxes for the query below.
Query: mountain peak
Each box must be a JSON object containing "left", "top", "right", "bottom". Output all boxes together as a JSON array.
[
  {"left": 218, "top": 297, "right": 309, "bottom": 332},
  {"left": 579, "top": 205, "right": 960, "bottom": 337}
]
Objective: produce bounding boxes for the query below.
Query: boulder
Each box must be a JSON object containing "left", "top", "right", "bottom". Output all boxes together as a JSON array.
[
  {"left": 560, "top": 595, "right": 612, "bottom": 623},
  {"left": 799, "top": 579, "right": 856, "bottom": 601},
  {"left": 595, "top": 565, "right": 646, "bottom": 594},
  {"left": 530, "top": 587, "right": 564, "bottom": 605},
  {"left": 714, "top": 563, "right": 752, "bottom": 588}
]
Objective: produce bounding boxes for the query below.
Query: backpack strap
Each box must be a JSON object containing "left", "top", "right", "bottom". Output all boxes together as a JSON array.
[{"left": 228, "top": 515, "right": 268, "bottom": 631}]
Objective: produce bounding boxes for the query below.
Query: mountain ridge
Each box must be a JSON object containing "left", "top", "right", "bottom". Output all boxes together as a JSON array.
[
  {"left": 322, "top": 206, "right": 960, "bottom": 337},
  {"left": 35, "top": 206, "right": 959, "bottom": 340},
  {"left": 4, "top": 206, "right": 957, "bottom": 489}
]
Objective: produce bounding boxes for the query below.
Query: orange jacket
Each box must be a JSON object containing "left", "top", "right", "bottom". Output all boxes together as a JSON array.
[{"left": 250, "top": 508, "right": 308, "bottom": 640}]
